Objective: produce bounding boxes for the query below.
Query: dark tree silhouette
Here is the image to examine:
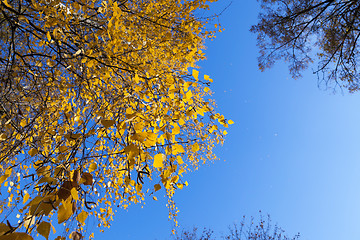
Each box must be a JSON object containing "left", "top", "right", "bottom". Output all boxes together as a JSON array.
[
  {"left": 251, "top": 0, "right": 360, "bottom": 92},
  {"left": 174, "top": 213, "right": 300, "bottom": 240}
]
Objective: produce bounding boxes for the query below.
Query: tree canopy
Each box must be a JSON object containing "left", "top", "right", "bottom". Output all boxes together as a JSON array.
[
  {"left": 0, "top": 0, "right": 230, "bottom": 239},
  {"left": 251, "top": 0, "right": 360, "bottom": 92}
]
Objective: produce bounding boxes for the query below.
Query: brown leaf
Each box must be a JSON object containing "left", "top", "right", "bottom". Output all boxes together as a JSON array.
[
  {"left": 73, "top": 170, "right": 81, "bottom": 184},
  {"left": 81, "top": 173, "right": 93, "bottom": 186},
  {"left": 69, "top": 231, "right": 82, "bottom": 240},
  {"left": 58, "top": 181, "right": 73, "bottom": 200},
  {"left": 72, "top": 200, "right": 76, "bottom": 213}
]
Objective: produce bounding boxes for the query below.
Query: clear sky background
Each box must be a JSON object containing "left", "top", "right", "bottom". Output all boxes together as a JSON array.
[{"left": 96, "top": 1, "right": 360, "bottom": 239}]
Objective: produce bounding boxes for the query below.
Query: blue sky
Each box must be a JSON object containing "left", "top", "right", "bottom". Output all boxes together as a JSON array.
[{"left": 96, "top": 1, "right": 360, "bottom": 239}]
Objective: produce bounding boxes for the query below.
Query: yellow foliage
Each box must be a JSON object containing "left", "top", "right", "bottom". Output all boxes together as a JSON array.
[
  {"left": 76, "top": 211, "right": 89, "bottom": 225},
  {"left": 0, "top": 0, "right": 228, "bottom": 238},
  {"left": 37, "top": 222, "right": 51, "bottom": 240}
]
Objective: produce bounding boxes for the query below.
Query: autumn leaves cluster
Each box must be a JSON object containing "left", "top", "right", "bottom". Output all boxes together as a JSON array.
[{"left": 0, "top": 0, "right": 230, "bottom": 239}]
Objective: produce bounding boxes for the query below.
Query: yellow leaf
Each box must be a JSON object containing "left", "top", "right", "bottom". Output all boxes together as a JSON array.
[
  {"left": 23, "top": 192, "right": 30, "bottom": 204},
  {"left": 171, "top": 175, "right": 179, "bottom": 183},
  {"left": 71, "top": 188, "right": 78, "bottom": 201},
  {"left": 144, "top": 132, "right": 157, "bottom": 147},
  {"left": 38, "top": 177, "right": 57, "bottom": 185},
  {"left": 0, "top": 133, "right": 7, "bottom": 141},
  {"left": 204, "top": 87, "right": 210, "bottom": 93},
  {"left": 0, "top": 173, "right": 10, "bottom": 185},
  {"left": 152, "top": 196, "right": 158, "bottom": 201},
  {"left": 192, "top": 143, "right": 200, "bottom": 152},
  {"left": 185, "top": 90, "right": 192, "bottom": 100},
  {"left": 176, "top": 156, "right": 184, "bottom": 164},
  {"left": 89, "top": 163, "right": 97, "bottom": 173},
  {"left": 172, "top": 124, "right": 180, "bottom": 135},
  {"left": 0, "top": 223, "right": 10, "bottom": 235},
  {"left": 154, "top": 184, "right": 161, "bottom": 192},
  {"left": 76, "top": 211, "right": 88, "bottom": 225},
  {"left": 37, "top": 221, "right": 51, "bottom": 240},
  {"left": 178, "top": 118, "right": 185, "bottom": 126},
  {"left": 0, "top": 232, "right": 33, "bottom": 240},
  {"left": 73, "top": 49, "right": 82, "bottom": 56},
  {"left": 204, "top": 74, "right": 210, "bottom": 80},
  {"left": 58, "top": 199, "right": 73, "bottom": 224},
  {"left": 28, "top": 148, "right": 38, "bottom": 157},
  {"left": 59, "top": 146, "right": 68, "bottom": 153},
  {"left": 101, "top": 119, "right": 115, "bottom": 128},
  {"left": 192, "top": 69, "right": 199, "bottom": 80},
  {"left": 153, "top": 154, "right": 165, "bottom": 169},
  {"left": 46, "top": 31, "right": 51, "bottom": 42},
  {"left": 228, "top": 119, "right": 234, "bottom": 125},
  {"left": 2, "top": 0, "right": 12, "bottom": 8},
  {"left": 20, "top": 119, "right": 27, "bottom": 127},
  {"left": 136, "top": 184, "right": 142, "bottom": 192},
  {"left": 172, "top": 144, "right": 185, "bottom": 155},
  {"left": 46, "top": 59, "right": 55, "bottom": 67},
  {"left": 65, "top": 133, "right": 81, "bottom": 141}
]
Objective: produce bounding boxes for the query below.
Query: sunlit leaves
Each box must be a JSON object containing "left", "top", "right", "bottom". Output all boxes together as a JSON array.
[
  {"left": 192, "top": 69, "right": 199, "bottom": 80},
  {"left": 23, "top": 192, "right": 30, "bottom": 204},
  {"left": 58, "top": 199, "right": 73, "bottom": 224},
  {"left": 0, "top": 223, "right": 10, "bottom": 235},
  {"left": 0, "top": 0, "right": 227, "bottom": 238},
  {"left": 154, "top": 154, "right": 166, "bottom": 169},
  {"left": 88, "top": 163, "right": 97, "bottom": 173},
  {"left": 0, "top": 233, "right": 33, "bottom": 240},
  {"left": 28, "top": 148, "right": 38, "bottom": 157},
  {"left": 76, "top": 211, "right": 88, "bottom": 225},
  {"left": 37, "top": 221, "right": 51, "bottom": 240},
  {"left": 172, "top": 144, "right": 185, "bottom": 155},
  {"left": 192, "top": 143, "right": 200, "bottom": 152},
  {"left": 0, "top": 133, "right": 6, "bottom": 141},
  {"left": 71, "top": 188, "right": 79, "bottom": 201}
]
